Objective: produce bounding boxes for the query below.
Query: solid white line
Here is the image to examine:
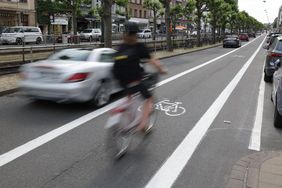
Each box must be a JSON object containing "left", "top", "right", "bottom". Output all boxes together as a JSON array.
[
  {"left": 248, "top": 69, "right": 266, "bottom": 151},
  {"left": 0, "top": 37, "right": 261, "bottom": 168},
  {"left": 145, "top": 38, "right": 266, "bottom": 188}
]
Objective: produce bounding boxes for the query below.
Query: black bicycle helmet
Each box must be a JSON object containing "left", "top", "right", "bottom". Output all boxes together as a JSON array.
[{"left": 124, "top": 21, "right": 139, "bottom": 35}]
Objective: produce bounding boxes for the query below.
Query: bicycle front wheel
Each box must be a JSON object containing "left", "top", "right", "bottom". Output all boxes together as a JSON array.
[{"left": 106, "top": 127, "right": 131, "bottom": 159}]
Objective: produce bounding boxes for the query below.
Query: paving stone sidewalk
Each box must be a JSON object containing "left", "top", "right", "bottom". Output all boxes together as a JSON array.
[
  {"left": 0, "top": 43, "right": 221, "bottom": 96},
  {"left": 228, "top": 151, "right": 282, "bottom": 188}
]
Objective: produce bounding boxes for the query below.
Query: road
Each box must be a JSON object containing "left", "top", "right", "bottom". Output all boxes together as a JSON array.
[{"left": 1, "top": 34, "right": 281, "bottom": 188}]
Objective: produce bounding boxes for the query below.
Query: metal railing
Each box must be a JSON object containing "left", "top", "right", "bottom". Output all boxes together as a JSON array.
[{"left": 0, "top": 34, "right": 222, "bottom": 75}]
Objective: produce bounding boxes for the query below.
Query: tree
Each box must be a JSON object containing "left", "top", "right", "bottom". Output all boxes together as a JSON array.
[
  {"left": 159, "top": 0, "right": 172, "bottom": 51},
  {"left": 170, "top": 4, "right": 183, "bottom": 35},
  {"left": 194, "top": 0, "right": 208, "bottom": 46},
  {"left": 115, "top": 0, "right": 129, "bottom": 20},
  {"left": 143, "top": 0, "right": 163, "bottom": 40},
  {"left": 183, "top": 0, "right": 196, "bottom": 35},
  {"left": 102, "top": 0, "right": 113, "bottom": 47}
]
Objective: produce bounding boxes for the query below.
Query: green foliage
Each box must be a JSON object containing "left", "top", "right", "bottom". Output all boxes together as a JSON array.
[{"left": 143, "top": 0, "right": 162, "bottom": 13}]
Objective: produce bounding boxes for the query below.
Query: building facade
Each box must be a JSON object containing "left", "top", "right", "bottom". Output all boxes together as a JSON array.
[
  {"left": 277, "top": 5, "right": 282, "bottom": 32},
  {"left": 0, "top": 0, "right": 36, "bottom": 27},
  {"left": 128, "top": 0, "right": 149, "bottom": 29}
]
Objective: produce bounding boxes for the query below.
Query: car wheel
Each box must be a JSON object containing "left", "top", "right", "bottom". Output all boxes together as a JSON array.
[
  {"left": 36, "top": 37, "right": 42, "bottom": 44},
  {"left": 274, "top": 98, "right": 282, "bottom": 128},
  {"left": 264, "top": 73, "right": 272, "bottom": 82},
  {"left": 16, "top": 38, "right": 23, "bottom": 45},
  {"left": 223, "top": 45, "right": 226, "bottom": 48},
  {"left": 91, "top": 83, "right": 110, "bottom": 107}
]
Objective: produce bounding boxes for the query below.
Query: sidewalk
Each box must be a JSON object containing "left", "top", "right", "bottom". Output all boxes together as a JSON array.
[
  {"left": 0, "top": 43, "right": 221, "bottom": 96},
  {"left": 228, "top": 151, "right": 282, "bottom": 188}
]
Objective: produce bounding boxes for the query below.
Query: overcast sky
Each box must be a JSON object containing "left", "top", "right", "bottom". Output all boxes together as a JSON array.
[{"left": 238, "top": 0, "right": 281, "bottom": 24}]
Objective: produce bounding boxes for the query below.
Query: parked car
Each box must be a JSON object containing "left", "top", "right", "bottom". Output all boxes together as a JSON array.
[
  {"left": 248, "top": 32, "right": 256, "bottom": 38},
  {"left": 56, "top": 32, "right": 76, "bottom": 43},
  {"left": 137, "top": 29, "right": 152, "bottom": 38},
  {"left": 0, "top": 26, "right": 43, "bottom": 45},
  {"left": 79, "top": 28, "right": 101, "bottom": 42},
  {"left": 239, "top": 33, "right": 249, "bottom": 41},
  {"left": 267, "top": 32, "right": 281, "bottom": 43},
  {"left": 19, "top": 48, "right": 121, "bottom": 107},
  {"left": 264, "top": 33, "right": 282, "bottom": 50},
  {"left": 271, "top": 37, "right": 282, "bottom": 127},
  {"left": 264, "top": 36, "right": 282, "bottom": 83},
  {"left": 223, "top": 35, "right": 241, "bottom": 48}
]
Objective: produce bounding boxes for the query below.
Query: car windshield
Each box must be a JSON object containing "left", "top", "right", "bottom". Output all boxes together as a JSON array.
[
  {"left": 2, "top": 27, "right": 22, "bottom": 33},
  {"left": 225, "top": 36, "right": 238, "bottom": 40},
  {"left": 82, "top": 29, "right": 92, "bottom": 33},
  {"left": 48, "top": 49, "right": 91, "bottom": 61}
]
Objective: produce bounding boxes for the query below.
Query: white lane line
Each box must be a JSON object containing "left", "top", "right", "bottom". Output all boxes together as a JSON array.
[
  {"left": 248, "top": 69, "right": 266, "bottom": 151},
  {"left": 156, "top": 37, "right": 260, "bottom": 87},
  {"left": 0, "top": 36, "right": 261, "bottom": 168},
  {"left": 145, "top": 37, "right": 266, "bottom": 188}
]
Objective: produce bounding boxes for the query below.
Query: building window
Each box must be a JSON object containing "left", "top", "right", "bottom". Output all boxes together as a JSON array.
[
  {"left": 134, "top": 9, "right": 137, "bottom": 17},
  {"left": 144, "top": 11, "right": 146, "bottom": 18},
  {"left": 22, "top": 14, "right": 28, "bottom": 26},
  {"left": 139, "top": 10, "right": 142, "bottom": 18},
  {"left": 130, "top": 9, "right": 132, "bottom": 16},
  {"left": 140, "top": 0, "right": 142, "bottom": 4},
  {"left": 19, "top": 0, "right": 27, "bottom": 3}
]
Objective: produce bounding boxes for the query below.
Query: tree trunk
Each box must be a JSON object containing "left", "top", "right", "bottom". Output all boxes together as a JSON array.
[
  {"left": 165, "top": 1, "right": 172, "bottom": 51},
  {"left": 196, "top": 10, "right": 201, "bottom": 47},
  {"left": 153, "top": 10, "right": 157, "bottom": 41},
  {"left": 72, "top": 0, "right": 77, "bottom": 35},
  {"left": 103, "top": 0, "right": 112, "bottom": 48}
]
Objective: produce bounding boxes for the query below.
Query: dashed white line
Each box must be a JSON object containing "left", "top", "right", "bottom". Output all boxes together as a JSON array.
[
  {"left": 0, "top": 36, "right": 261, "bottom": 168},
  {"left": 145, "top": 37, "right": 266, "bottom": 188}
]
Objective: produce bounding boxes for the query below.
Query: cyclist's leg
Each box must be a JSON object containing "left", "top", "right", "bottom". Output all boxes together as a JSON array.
[{"left": 135, "top": 83, "right": 153, "bottom": 131}]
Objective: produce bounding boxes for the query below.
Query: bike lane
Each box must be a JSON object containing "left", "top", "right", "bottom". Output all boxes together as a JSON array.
[{"left": 0, "top": 37, "right": 264, "bottom": 188}]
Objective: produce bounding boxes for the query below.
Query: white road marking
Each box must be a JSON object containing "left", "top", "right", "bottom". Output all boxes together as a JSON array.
[
  {"left": 145, "top": 37, "right": 266, "bottom": 188},
  {"left": 0, "top": 36, "right": 261, "bottom": 168},
  {"left": 248, "top": 68, "right": 266, "bottom": 151}
]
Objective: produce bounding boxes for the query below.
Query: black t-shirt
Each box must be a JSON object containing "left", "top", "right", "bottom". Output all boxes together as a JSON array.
[{"left": 112, "top": 42, "right": 151, "bottom": 82}]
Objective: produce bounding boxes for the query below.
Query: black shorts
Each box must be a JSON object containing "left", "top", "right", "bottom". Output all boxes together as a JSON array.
[{"left": 119, "top": 80, "right": 152, "bottom": 99}]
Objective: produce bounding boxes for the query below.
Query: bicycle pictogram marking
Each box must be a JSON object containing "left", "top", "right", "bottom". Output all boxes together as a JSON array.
[{"left": 138, "top": 99, "right": 186, "bottom": 117}]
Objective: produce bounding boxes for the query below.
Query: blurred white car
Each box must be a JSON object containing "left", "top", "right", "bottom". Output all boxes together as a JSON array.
[
  {"left": 137, "top": 29, "right": 152, "bottom": 38},
  {"left": 19, "top": 48, "right": 121, "bottom": 107}
]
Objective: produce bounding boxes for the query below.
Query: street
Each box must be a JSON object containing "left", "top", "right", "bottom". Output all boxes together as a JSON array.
[{"left": 0, "top": 34, "right": 281, "bottom": 188}]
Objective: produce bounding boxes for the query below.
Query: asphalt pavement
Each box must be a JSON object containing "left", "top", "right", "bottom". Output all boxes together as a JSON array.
[{"left": 0, "top": 34, "right": 280, "bottom": 188}]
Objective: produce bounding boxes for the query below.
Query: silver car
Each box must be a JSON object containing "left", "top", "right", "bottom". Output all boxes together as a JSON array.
[
  {"left": 271, "top": 37, "right": 282, "bottom": 128},
  {"left": 19, "top": 48, "right": 120, "bottom": 107}
]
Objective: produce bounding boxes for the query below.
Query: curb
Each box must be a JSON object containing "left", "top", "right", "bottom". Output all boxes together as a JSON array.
[
  {"left": 157, "top": 43, "right": 222, "bottom": 60},
  {"left": 227, "top": 151, "right": 282, "bottom": 188},
  {"left": 0, "top": 88, "right": 18, "bottom": 97},
  {"left": 0, "top": 43, "right": 222, "bottom": 97}
]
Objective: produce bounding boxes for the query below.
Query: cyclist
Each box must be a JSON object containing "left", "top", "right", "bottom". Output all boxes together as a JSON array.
[{"left": 112, "top": 22, "right": 167, "bottom": 132}]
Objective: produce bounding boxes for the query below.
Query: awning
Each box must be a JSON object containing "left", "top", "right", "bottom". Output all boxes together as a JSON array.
[
  {"left": 176, "top": 25, "right": 187, "bottom": 30},
  {"left": 128, "top": 18, "right": 149, "bottom": 25}
]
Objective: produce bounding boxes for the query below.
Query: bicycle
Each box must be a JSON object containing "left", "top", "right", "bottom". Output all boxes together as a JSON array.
[{"left": 105, "top": 73, "right": 159, "bottom": 159}]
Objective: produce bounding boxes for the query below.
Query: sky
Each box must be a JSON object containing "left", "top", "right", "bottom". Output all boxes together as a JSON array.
[{"left": 238, "top": 0, "right": 282, "bottom": 24}]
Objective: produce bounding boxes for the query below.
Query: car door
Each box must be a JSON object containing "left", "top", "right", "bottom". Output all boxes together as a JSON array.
[{"left": 23, "top": 28, "right": 32, "bottom": 42}]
